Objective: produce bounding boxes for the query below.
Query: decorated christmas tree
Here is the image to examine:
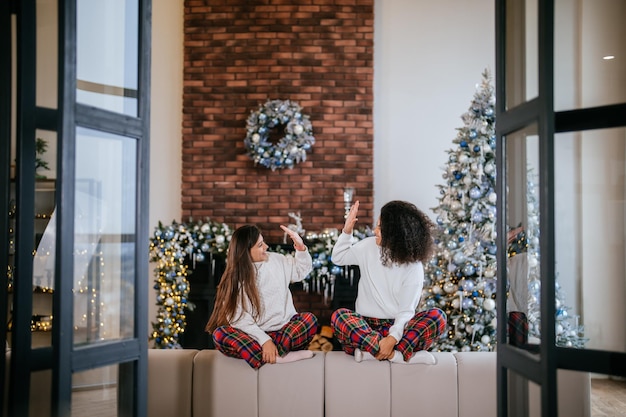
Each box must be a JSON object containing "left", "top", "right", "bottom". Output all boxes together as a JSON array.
[
  {"left": 421, "top": 70, "right": 586, "bottom": 352},
  {"left": 420, "top": 69, "right": 498, "bottom": 352}
]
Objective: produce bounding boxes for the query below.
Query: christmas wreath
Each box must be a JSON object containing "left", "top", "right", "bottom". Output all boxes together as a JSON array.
[{"left": 244, "top": 99, "right": 315, "bottom": 171}]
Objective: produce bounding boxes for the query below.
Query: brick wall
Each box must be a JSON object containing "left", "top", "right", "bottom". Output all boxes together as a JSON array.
[{"left": 182, "top": 0, "right": 375, "bottom": 243}]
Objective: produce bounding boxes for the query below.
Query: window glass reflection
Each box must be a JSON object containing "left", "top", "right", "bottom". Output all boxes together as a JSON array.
[
  {"left": 554, "top": 0, "right": 626, "bottom": 111},
  {"left": 556, "top": 127, "right": 625, "bottom": 353},
  {"left": 504, "top": 0, "right": 538, "bottom": 109},
  {"left": 72, "top": 365, "right": 118, "bottom": 416},
  {"left": 505, "top": 125, "right": 541, "bottom": 349},
  {"left": 74, "top": 127, "right": 137, "bottom": 345},
  {"left": 28, "top": 130, "right": 57, "bottom": 349},
  {"left": 76, "top": 0, "right": 139, "bottom": 116},
  {"left": 506, "top": 126, "right": 588, "bottom": 350},
  {"left": 36, "top": 0, "right": 58, "bottom": 109}
]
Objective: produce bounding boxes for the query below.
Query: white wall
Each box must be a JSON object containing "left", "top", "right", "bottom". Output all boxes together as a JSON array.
[{"left": 373, "top": 0, "right": 495, "bottom": 219}]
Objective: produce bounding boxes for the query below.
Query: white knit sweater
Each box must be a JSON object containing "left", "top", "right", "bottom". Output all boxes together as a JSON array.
[
  {"left": 230, "top": 250, "right": 312, "bottom": 346},
  {"left": 331, "top": 232, "right": 424, "bottom": 343}
]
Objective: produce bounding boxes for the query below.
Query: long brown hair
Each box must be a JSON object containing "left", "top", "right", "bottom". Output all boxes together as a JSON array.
[{"left": 205, "top": 225, "right": 263, "bottom": 333}]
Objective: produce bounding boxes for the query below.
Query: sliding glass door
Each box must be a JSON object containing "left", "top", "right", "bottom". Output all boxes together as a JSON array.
[
  {"left": 495, "top": 0, "right": 626, "bottom": 415},
  {"left": 1, "top": 0, "right": 151, "bottom": 415}
]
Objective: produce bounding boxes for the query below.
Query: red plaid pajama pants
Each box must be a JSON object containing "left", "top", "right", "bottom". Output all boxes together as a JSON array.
[
  {"left": 212, "top": 312, "right": 318, "bottom": 369},
  {"left": 331, "top": 307, "right": 447, "bottom": 361}
]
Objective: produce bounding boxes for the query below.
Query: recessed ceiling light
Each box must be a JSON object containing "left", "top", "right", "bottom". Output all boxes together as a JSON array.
[{"left": 603, "top": 55, "right": 615, "bottom": 60}]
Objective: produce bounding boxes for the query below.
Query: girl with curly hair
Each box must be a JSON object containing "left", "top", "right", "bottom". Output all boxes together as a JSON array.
[
  {"left": 331, "top": 200, "right": 447, "bottom": 364},
  {"left": 206, "top": 224, "right": 318, "bottom": 369}
]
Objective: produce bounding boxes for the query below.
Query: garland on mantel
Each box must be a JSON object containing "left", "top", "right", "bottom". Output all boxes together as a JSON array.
[{"left": 149, "top": 219, "right": 232, "bottom": 349}]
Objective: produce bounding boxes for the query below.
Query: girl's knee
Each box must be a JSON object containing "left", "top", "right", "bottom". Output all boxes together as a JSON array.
[
  {"left": 302, "top": 312, "right": 319, "bottom": 335},
  {"left": 302, "top": 311, "right": 319, "bottom": 325},
  {"left": 432, "top": 309, "right": 448, "bottom": 334},
  {"left": 331, "top": 308, "right": 349, "bottom": 324}
]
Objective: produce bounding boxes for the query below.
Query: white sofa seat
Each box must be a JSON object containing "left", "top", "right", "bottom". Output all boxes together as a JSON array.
[
  {"left": 258, "top": 351, "right": 325, "bottom": 417},
  {"left": 147, "top": 348, "right": 198, "bottom": 417},
  {"left": 144, "top": 349, "right": 590, "bottom": 417},
  {"left": 391, "top": 352, "right": 459, "bottom": 417},
  {"left": 456, "top": 351, "right": 497, "bottom": 417},
  {"left": 192, "top": 349, "right": 259, "bottom": 417},
  {"left": 6, "top": 348, "right": 591, "bottom": 417},
  {"left": 191, "top": 349, "right": 325, "bottom": 417},
  {"left": 324, "top": 351, "right": 392, "bottom": 417}
]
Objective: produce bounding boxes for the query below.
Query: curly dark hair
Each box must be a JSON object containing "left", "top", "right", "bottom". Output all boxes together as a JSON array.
[{"left": 378, "top": 200, "right": 435, "bottom": 266}]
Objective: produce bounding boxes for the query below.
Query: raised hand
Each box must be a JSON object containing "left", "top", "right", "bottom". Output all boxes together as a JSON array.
[
  {"left": 343, "top": 200, "right": 359, "bottom": 234},
  {"left": 280, "top": 224, "right": 306, "bottom": 251}
]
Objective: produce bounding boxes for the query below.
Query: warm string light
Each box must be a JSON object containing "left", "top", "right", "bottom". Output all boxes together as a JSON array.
[
  {"left": 31, "top": 315, "right": 53, "bottom": 332},
  {"left": 150, "top": 219, "right": 232, "bottom": 348},
  {"left": 69, "top": 248, "right": 108, "bottom": 340}
]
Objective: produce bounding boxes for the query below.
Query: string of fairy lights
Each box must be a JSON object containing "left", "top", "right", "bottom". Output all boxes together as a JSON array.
[
  {"left": 149, "top": 219, "right": 232, "bottom": 348},
  {"left": 8, "top": 195, "right": 110, "bottom": 340}
]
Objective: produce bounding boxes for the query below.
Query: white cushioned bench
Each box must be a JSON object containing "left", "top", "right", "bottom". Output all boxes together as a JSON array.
[{"left": 147, "top": 349, "right": 591, "bottom": 417}]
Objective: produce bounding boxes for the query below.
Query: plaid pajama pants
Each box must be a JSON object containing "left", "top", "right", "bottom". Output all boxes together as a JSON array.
[
  {"left": 212, "top": 312, "right": 318, "bottom": 369},
  {"left": 331, "top": 307, "right": 447, "bottom": 361}
]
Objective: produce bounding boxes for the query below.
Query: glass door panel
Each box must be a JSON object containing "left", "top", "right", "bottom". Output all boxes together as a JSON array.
[
  {"left": 71, "top": 364, "right": 118, "bottom": 416},
  {"left": 505, "top": 125, "right": 589, "bottom": 351},
  {"left": 504, "top": 0, "right": 538, "bottom": 110},
  {"left": 3, "top": 0, "right": 149, "bottom": 413},
  {"left": 76, "top": 0, "right": 139, "bottom": 117},
  {"left": 505, "top": 124, "right": 542, "bottom": 349},
  {"left": 36, "top": 0, "right": 58, "bottom": 109},
  {"left": 30, "top": 369, "right": 53, "bottom": 416},
  {"left": 527, "top": 369, "right": 591, "bottom": 416},
  {"left": 555, "top": 127, "right": 626, "bottom": 353},
  {"left": 8, "top": 131, "right": 57, "bottom": 349},
  {"left": 507, "top": 369, "right": 538, "bottom": 417},
  {"left": 554, "top": 0, "right": 626, "bottom": 112},
  {"left": 74, "top": 127, "right": 136, "bottom": 345},
  {"left": 505, "top": 357, "right": 593, "bottom": 415}
]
